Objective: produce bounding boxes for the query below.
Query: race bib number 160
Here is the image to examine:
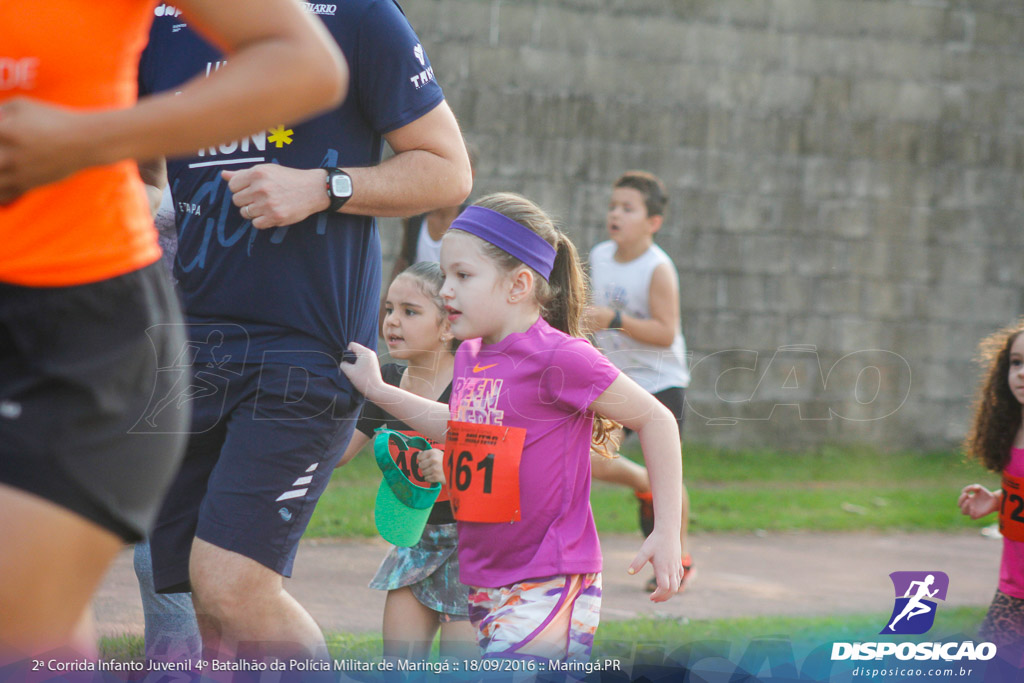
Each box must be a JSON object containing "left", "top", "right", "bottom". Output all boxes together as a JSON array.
[{"left": 444, "top": 420, "right": 525, "bottom": 523}]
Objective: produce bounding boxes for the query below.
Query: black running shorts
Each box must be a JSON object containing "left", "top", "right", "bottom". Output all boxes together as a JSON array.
[
  {"left": 623, "top": 386, "right": 686, "bottom": 439},
  {"left": 0, "top": 261, "right": 190, "bottom": 541}
]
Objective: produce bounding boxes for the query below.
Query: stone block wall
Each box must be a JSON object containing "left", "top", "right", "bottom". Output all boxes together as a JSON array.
[{"left": 382, "top": 0, "right": 1024, "bottom": 450}]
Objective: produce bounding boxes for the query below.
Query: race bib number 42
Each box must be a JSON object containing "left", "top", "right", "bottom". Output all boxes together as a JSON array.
[
  {"left": 1001, "top": 472, "right": 1024, "bottom": 542},
  {"left": 444, "top": 420, "right": 525, "bottom": 523}
]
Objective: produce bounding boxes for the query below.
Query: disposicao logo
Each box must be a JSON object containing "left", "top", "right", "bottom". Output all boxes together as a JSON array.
[
  {"left": 831, "top": 570, "right": 997, "bottom": 663},
  {"left": 881, "top": 571, "right": 948, "bottom": 635}
]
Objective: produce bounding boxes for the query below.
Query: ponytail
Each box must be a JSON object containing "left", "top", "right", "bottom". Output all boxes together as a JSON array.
[
  {"left": 541, "top": 232, "right": 587, "bottom": 337},
  {"left": 540, "top": 230, "right": 619, "bottom": 456}
]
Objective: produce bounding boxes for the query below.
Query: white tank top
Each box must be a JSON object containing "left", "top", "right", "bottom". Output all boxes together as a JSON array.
[
  {"left": 590, "top": 240, "right": 690, "bottom": 393},
  {"left": 414, "top": 216, "right": 444, "bottom": 264}
]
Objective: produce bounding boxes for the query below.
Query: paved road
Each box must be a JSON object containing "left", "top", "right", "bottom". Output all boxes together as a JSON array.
[{"left": 93, "top": 531, "right": 999, "bottom": 638}]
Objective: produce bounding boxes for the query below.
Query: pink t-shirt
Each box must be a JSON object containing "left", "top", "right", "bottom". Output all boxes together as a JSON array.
[
  {"left": 449, "top": 317, "right": 620, "bottom": 587},
  {"left": 1000, "top": 448, "right": 1024, "bottom": 599}
]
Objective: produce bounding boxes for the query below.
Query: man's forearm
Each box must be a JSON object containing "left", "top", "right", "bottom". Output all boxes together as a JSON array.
[
  {"left": 340, "top": 101, "right": 471, "bottom": 217},
  {"left": 281, "top": 147, "right": 471, "bottom": 220},
  {"left": 0, "top": 0, "right": 346, "bottom": 204},
  {"left": 224, "top": 102, "right": 471, "bottom": 229},
  {"left": 226, "top": 149, "right": 471, "bottom": 229},
  {"left": 342, "top": 148, "right": 471, "bottom": 217}
]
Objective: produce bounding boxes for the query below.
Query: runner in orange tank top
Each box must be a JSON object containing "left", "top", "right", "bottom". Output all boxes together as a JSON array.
[
  {"left": 0, "top": 0, "right": 348, "bottom": 663},
  {"left": 0, "top": 0, "right": 160, "bottom": 286}
]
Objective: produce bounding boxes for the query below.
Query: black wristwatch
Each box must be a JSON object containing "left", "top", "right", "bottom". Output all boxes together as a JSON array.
[
  {"left": 609, "top": 309, "right": 623, "bottom": 330},
  {"left": 325, "top": 168, "right": 353, "bottom": 212}
]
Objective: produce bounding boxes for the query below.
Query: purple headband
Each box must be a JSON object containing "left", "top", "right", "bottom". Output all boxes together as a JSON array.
[{"left": 449, "top": 206, "right": 557, "bottom": 280}]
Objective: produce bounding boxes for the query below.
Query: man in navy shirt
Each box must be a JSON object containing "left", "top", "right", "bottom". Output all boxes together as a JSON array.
[{"left": 139, "top": 2, "right": 471, "bottom": 659}]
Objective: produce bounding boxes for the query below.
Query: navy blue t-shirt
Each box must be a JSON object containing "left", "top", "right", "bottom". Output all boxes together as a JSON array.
[{"left": 138, "top": 2, "right": 445, "bottom": 387}]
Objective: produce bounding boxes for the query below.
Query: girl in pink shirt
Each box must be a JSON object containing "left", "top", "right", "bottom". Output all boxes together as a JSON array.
[
  {"left": 959, "top": 319, "right": 1024, "bottom": 660},
  {"left": 343, "top": 192, "right": 684, "bottom": 662}
]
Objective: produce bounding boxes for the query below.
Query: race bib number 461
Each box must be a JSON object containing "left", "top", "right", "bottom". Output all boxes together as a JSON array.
[{"left": 444, "top": 420, "right": 525, "bottom": 523}]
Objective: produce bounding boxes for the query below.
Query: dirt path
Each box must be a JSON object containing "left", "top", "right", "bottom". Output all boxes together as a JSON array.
[{"left": 93, "top": 530, "right": 999, "bottom": 638}]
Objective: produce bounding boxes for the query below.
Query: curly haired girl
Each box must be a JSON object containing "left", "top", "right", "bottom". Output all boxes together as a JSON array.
[{"left": 959, "top": 319, "right": 1024, "bottom": 659}]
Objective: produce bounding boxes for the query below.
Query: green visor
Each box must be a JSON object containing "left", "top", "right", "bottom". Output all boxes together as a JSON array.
[{"left": 373, "top": 429, "right": 442, "bottom": 547}]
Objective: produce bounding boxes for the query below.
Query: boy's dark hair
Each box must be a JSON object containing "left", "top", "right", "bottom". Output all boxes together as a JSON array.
[{"left": 614, "top": 170, "right": 668, "bottom": 217}]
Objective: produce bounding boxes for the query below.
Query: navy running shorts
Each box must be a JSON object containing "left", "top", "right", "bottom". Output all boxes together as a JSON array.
[
  {"left": 0, "top": 261, "right": 190, "bottom": 541},
  {"left": 149, "top": 359, "right": 361, "bottom": 593}
]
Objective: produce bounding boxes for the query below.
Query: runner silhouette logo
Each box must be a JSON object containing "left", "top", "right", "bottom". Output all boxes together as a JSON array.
[{"left": 881, "top": 571, "right": 949, "bottom": 635}]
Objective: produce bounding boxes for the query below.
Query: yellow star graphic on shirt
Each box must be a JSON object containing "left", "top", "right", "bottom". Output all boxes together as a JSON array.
[{"left": 267, "top": 125, "right": 294, "bottom": 148}]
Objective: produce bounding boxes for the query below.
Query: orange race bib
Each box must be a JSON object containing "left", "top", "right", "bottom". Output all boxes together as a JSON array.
[
  {"left": 386, "top": 430, "right": 450, "bottom": 503},
  {"left": 1001, "top": 473, "right": 1024, "bottom": 541},
  {"left": 443, "top": 420, "right": 525, "bottom": 523}
]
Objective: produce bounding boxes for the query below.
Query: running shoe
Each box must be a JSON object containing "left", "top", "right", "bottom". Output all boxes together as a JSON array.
[{"left": 636, "top": 490, "right": 654, "bottom": 537}]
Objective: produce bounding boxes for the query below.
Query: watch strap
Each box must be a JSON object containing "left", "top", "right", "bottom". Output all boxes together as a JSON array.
[
  {"left": 326, "top": 168, "right": 352, "bottom": 212},
  {"left": 610, "top": 309, "right": 623, "bottom": 330}
]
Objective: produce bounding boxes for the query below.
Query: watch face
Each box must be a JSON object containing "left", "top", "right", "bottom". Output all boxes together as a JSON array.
[{"left": 331, "top": 174, "right": 352, "bottom": 197}]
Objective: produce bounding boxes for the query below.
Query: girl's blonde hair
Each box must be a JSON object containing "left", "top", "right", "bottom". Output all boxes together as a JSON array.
[
  {"left": 964, "top": 319, "right": 1024, "bottom": 472},
  {"left": 460, "top": 192, "right": 617, "bottom": 453}
]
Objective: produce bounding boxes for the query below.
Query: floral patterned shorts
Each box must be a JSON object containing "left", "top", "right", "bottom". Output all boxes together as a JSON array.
[{"left": 468, "top": 573, "right": 601, "bottom": 662}]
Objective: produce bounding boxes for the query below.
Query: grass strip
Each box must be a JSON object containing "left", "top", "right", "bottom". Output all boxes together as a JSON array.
[
  {"left": 99, "top": 607, "right": 989, "bottom": 663},
  {"left": 310, "top": 445, "right": 995, "bottom": 537}
]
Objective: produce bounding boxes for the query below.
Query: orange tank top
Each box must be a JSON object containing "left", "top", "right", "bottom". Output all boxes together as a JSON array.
[{"left": 0, "top": 0, "right": 161, "bottom": 286}]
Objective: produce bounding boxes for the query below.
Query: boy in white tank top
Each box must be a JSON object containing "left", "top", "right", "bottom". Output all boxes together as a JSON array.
[{"left": 586, "top": 170, "right": 695, "bottom": 593}]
